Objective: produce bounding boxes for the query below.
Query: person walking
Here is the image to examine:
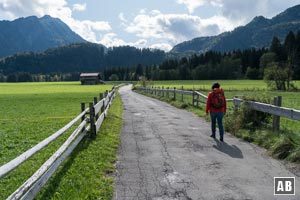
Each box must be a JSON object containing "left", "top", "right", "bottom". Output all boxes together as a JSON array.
[{"left": 206, "top": 82, "right": 226, "bottom": 142}]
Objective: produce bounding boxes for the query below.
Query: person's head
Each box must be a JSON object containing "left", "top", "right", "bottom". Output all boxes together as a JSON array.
[{"left": 212, "top": 82, "right": 220, "bottom": 89}]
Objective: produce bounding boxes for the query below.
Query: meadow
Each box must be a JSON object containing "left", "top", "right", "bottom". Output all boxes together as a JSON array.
[{"left": 0, "top": 82, "right": 122, "bottom": 199}]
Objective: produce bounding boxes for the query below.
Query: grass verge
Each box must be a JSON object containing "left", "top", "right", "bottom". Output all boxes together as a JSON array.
[
  {"left": 0, "top": 82, "right": 118, "bottom": 199},
  {"left": 35, "top": 93, "right": 123, "bottom": 200}
]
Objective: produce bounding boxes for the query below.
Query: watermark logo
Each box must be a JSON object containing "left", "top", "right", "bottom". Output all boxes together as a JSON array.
[{"left": 274, "top": 177, "right": 295, "bottom": 195}]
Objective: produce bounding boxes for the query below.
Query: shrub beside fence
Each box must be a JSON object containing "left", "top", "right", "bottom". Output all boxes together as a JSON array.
[
  {"left": 0, "top": 85, "right": 121, "bottom": 200},
  {"left": 135, "top": 86, "right": 300, "bottom": 131}
]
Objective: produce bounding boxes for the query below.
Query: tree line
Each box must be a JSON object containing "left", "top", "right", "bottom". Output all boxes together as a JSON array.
[
  {"left": 0, "top": 43, "right": 165, "bottom": 82},
  {"left": 104, "top": 31, "right": 300, "bottom": 90},
  {"left": 1, "top": 31, "right": 299, "bottom": 88}
]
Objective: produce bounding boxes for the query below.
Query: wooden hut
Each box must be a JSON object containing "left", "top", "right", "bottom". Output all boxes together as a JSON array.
[{"left": 80, "top": 73, "right": 104, "bottom": 85}]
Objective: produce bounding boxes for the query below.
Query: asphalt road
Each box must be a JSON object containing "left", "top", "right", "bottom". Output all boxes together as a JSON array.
[{"left": 114, "top": 85, "right": 299, "bottom": 200}]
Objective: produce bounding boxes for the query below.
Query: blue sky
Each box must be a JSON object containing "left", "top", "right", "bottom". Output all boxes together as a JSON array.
[{"left": 0, "top": 0, "right": 299, "bottom": 51}]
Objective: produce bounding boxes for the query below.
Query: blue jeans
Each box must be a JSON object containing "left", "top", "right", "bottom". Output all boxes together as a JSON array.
[{"left": 210, "top": 112, "right": 224, "bottom": 138}]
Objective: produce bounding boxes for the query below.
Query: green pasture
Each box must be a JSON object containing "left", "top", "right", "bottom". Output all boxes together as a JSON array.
[
  {"left": 149, "top": 80, "right": 269, "bottom": 91},
  {"left": 0, "top": 82, "right": 121, "bottom": 199},
  {"left": 148, "top": 80, "right": 300, "bottom": 108}
]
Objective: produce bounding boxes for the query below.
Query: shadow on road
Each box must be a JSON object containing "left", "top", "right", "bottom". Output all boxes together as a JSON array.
[{"left": 213, "top": 139, "right": 243, "bottom": 159}]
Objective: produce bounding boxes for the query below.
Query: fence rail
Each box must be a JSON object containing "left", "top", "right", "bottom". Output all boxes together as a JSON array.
[
  {"left": 0, "top": 86, "right": 119, "bottom": 200},
  {"left": 135, "top": 86, "right": 300, "bottom": 131},
  {"left": 135, "top": 86, "right": 232, "bottom": 106},
  {"left": 233, "top": 98, "right": 300, "bottom": 120}
]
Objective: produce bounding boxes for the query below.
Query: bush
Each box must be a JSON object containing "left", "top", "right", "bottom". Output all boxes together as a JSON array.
[
  {"left": 224, "top": 97, "right": 271, "bottom": 134},
  {"left": 225, "top": 98, "right": 300, "bottom": 163}
]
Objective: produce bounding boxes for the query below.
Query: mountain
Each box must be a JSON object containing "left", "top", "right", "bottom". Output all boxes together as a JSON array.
[
  {"left": 171, "top": 4, "right": 300, "bottom": 54},
  {"left": 0, "top": 15, "right": 86, "bottom": 57}
]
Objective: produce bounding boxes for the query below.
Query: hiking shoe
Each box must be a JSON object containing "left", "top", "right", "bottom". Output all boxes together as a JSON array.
[
  {"left": 210, "top": 134, "right": 216, "bottom": 139},
  {"left": 220, "top": 137, "right": 223, "bottom": 142}
]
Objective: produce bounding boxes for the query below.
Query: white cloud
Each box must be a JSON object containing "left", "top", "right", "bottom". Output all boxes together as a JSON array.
[
  {"left": 100, "top": 33, "right": 148, "bottom": 48},
  {"left": 176, "top": 0, "right": 300, "bottom": 24},
  {"left": 81, "top": 20, "right": 111, "bottom": 32},
  {"left": 118, "top": 12, "right": 127, "bottom": 23},
  {"left": 150, "top": 10, "right": 161, "bottom": 16},
  {"left": 70, "top": 19, "right": 111, "bottom": 43},
  {"left": 100, "top": 33, "right": 125, "bottom": 47},
  {"left": 218, "top": 0, "right": 300, "bottom": 25},
  {"left": 0, "top": 0, "right": 72, "bottom": 20},
  {"left": 176, "top": 0, "right": 222, "bottom": 13},
  {"left": 72, "top": 3, "right": 86, "bottom": 12},
  {"left": 150, "top": 43, "right": 173, "bottom": 52},
  {"left": 124, "top": 10, "right": 234, "bottom": 48}
]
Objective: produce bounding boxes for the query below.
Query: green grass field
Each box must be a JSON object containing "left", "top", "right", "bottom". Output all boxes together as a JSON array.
[
  {"left": 0, "top": 82, "right": 122, "bottom": 199},
  {"left": 149, "top": 80, "right": 269, "bottom": 91}
]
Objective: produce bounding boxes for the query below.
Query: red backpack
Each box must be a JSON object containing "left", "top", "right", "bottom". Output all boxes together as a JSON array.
[{"left": 211, "top": 88, "right": 225, "bottom": 109}]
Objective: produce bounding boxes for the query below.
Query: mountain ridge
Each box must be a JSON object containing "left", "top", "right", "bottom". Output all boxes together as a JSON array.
[
  {"left": 171, "top": 4, "right": 300, "bottom": 53},
  {"left": 0, "top": 15, "right": 86, "bottom": 57}
]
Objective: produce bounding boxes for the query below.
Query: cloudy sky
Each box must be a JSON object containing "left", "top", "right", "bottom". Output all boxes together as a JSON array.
[{"left": 0, "top": 0, "right": 299, "bottom": 51}]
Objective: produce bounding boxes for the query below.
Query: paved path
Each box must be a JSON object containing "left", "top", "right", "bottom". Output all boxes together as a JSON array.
[{"left": 114, "top": 85, "right": 299, "bottom": 200}]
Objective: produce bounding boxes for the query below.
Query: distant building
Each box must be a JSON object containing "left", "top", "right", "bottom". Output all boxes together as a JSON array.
[{"left": 80, "top": 73, "right": 104, "bottom": 85}]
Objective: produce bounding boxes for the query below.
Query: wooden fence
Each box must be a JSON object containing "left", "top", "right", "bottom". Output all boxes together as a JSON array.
[
  {"left": 0, "top": 86, "right": 119, "bottom": 200},
  {"left": 135, "top": 86, "right": 233, "bottom": 106},
  {"left": 135, "top": 86, "right": 300, "bottom": 130},
  {"left": 233, "top": 96, "right": 300, "bottom": 130}
]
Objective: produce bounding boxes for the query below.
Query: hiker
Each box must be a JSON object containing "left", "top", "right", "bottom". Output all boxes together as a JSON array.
[{"left": 206, "top": 82, "right": 226, "bottom": 142}]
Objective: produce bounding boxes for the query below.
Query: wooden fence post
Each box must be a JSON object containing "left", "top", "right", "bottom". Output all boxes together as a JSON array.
[
  {"left": 181, "top": 86, "right": 184, "bottom": 102},
  {"left": 159, "top": 87, "right": 161, "bottom": 96},
  {"left": 192, "top": 91, "right": 195, "bottom": 106},
  {"left": 99, "top": 93, "right": 103, "bottom": 113},
  {"left": 89, "top": 102, "right": 96, "bottom": 138},
  {"left": 81, "top": 103, "right": 86, "bottom": 132},
  {"left": 272, "top": 96, "right": 282, "bottom": 131},
  {"left": 234, "top": 96, "right": 239, "bottom": 112},
  {"left": 81, "top": 103, "right": 85, "bottom": 122},
  {"left": 167, "top": 87, "right": 169, "bottom": 98},
  {"left": 173, "top": 87, "right": 176, "bottom": 101},
  {"left": 94, "top": 97, "right": 99, "bottom": 120},
  {"left": 100, "top": 93, "right": 105, "bottom": 113}
]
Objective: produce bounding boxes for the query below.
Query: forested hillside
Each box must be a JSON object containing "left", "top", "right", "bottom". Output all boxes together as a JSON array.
[
  {"left": 0, "top": 43, "right": 165, "bottom": 82},
  {"left": 104, "top": 31, "right": 300, "bottom": 86}
]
